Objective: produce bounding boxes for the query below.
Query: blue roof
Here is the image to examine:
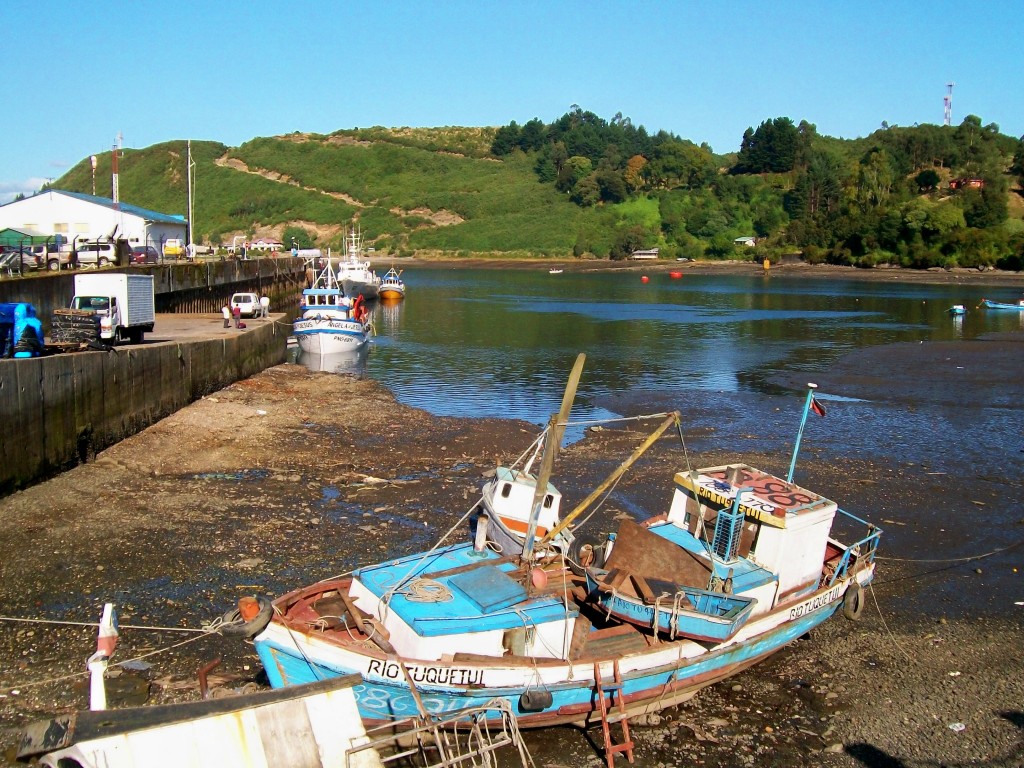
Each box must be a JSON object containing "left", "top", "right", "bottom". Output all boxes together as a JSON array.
[{"left": 55, "top": 190, "right": 186, "bottom": 225}]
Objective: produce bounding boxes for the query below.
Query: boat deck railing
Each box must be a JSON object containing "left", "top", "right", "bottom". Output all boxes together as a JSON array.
[
  {"left": 347, "top": 697, "right": 532, "bottom": 768},
  {"left": 824, "top": 508, "right": 882, "bottom": 586}
]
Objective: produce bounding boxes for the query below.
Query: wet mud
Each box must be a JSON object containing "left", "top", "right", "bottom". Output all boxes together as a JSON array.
[{"left": 0, "top": 329, "right": 1022, "bottom": 765}]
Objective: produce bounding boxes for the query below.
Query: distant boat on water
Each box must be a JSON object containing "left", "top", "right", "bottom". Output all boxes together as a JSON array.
[
  {"left": 981, "top": 298, "right": 1024, "bottom": 310},
  {"left": 379, "top": 267, "right": 406, "bottom": 300}
]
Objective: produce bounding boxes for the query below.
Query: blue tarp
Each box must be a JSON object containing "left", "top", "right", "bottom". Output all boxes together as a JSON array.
[{"left": 0, "top": 302, "right": 43, "bottom": 358}]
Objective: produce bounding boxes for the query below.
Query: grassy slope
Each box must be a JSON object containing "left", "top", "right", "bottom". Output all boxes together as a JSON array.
[{"left": 55, "top": 129, "right": 592, "bottom": 255}]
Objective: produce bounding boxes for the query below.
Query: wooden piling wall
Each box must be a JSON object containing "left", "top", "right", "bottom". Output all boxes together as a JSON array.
[{"left": 0, "top": 321, "right": 287, "bottom": 496}]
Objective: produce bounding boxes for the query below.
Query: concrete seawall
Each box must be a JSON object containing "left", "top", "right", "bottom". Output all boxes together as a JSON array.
[{"left": 0, "top": 320, "right": 287, "bottom": 496}]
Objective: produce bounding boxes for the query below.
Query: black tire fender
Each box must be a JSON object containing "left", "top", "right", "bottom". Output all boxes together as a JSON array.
[
  {"left": 843, "top": 581, "right": 865, "bottom": 621},
  {"left": 220, "top": 596, "right": 274, "bottom": 638}
]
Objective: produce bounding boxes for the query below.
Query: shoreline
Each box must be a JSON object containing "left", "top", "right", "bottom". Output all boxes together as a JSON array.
[{"left": 370, "top": 255, "right": 1024, "bottom": 287}]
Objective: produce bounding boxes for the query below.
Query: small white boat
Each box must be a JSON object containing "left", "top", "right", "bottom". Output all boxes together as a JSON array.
[
  {"left": 293, "top": 257, "right": 371, "bottom": 355},
  {"left": 549, "top": 268, "right": 563, "bottom": 274}
]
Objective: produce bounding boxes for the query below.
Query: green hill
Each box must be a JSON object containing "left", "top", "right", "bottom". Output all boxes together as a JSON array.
[
  {"left": 52, "top": 116, "right": 1024, "bottom": 269},
  {"left": 54, "top": 128, "right": 594, "bottom": 257}
]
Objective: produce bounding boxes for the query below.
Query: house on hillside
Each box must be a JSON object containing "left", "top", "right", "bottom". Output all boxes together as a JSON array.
[
  {"left": 948, "top": 178, "right": 984, "bottom": 191},
  {"left": 734, "top": 236, "right": 757, "bottom": 247},
  {"left": 0, "top": 190, "right": 187, "bottom": 258},
  {"left": 630, "top": 248, "right": 659, "bottom": 260}
]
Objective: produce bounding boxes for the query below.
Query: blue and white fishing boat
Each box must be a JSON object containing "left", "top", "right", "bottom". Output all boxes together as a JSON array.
[
  {"left": 981, "top": 298, "right": 1024, "bottom": 310},
  {"left": 293, "top": 257, "right": 371, "bottom": 355},
  {"left": 948, "top": 304, "right": 967, "bottom": 316},
  {"left": 250, "top": 356, "right": 880, "bottom": 731}
]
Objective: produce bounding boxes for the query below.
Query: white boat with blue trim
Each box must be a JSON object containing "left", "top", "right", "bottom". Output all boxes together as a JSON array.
[
  {"left": 293, "top": 257, "right": 371, "bottom": 355},
  {"left": 250, "top": 356, "right": 880, "bottom": 731}
]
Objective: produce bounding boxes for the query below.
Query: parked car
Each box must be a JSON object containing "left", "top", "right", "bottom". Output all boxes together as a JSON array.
[
  {"left": 230, "top": 292, "right": 260, "bottom": 318},
  {"left": 1, "top": 248, "right": 40, "bottom": 271},
  {"left": 164, "top": 239, "right": 185, "bottom": 258},
  {"left": 74, "top": 241, "right": 119, "bottom": 267},
  {"left": 131, "top": 245, "right": 160, "bottom": 265}
]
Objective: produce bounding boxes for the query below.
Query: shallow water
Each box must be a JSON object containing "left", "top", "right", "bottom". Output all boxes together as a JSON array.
[{"left": 296, "top": 268, "right": 1023, "bottom": 472}]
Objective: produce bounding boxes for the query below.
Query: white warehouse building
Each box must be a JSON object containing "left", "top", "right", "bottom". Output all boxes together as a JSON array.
[{"left": 0, "top": 190, "right": 187, "bottom": 256}]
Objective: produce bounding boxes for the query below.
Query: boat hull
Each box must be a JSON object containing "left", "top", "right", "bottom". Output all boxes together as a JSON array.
[
  {"left": 293, "top": 318, "right": 368, "bottom": 355},
  {"left": 379, "top": 286, "right": 405, "bottom": 300},
  {"left": 342, "top": 279, "right": 380, "bottom": 300},
  {"left": 253, "top": 574, "right": 863, "bottom": 728}
]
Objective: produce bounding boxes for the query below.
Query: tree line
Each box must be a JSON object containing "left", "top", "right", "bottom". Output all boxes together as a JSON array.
[{"left": 491, "top": 107, "right": 1024, "bottom": 269}]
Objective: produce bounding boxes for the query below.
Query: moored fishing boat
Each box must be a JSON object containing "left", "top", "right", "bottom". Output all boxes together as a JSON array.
[
  {"left": 293, "top": 257, "right": 371, "bottom": 355},
  {"left": 378, "top": 267, "right": 406, "bottom": 300},
  {"left": 249, "top": 356, "right": 880, "bottom": 732},
  {"left": 948, "top": 304, "right": 967, "bottom": 316},
  {"left": 337, "top": 229, "right": 382, "bottom": 300}
]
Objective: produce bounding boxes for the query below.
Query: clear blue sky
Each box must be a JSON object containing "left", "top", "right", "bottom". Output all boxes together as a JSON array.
[{"left": 2, "top": 0, "right": 1021, "bottom": 204}]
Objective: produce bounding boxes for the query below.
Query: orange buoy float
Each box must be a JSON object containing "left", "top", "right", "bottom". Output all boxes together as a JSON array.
[
  {"left": 641, "top": 275, "right": 649, "bottom": 283},
  {"left": 669, "top": 271, "right": 683, "bottom": 279}
]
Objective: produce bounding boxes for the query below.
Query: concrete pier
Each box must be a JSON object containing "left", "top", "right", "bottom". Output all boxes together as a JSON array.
[{"left": 0, "top": 314, "right": 288, "bottom": 495}]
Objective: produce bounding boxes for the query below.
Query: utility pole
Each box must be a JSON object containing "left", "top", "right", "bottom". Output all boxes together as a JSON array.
[
  {"left": 943, "top": 82, "right": 955, "bottom": 126},
  {"left": 187, "top": 140, "right": 195, "bottom": 258}
]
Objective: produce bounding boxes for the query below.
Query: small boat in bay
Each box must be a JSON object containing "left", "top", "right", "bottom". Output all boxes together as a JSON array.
[
  {"left": 948, "top": 304, "right": 967, "bottom": 316},
  {"left": 293, "top": 257, "right": 371, "bottom": 355},
  {"left": 378, "top": 267, "right": 406, "bottom": 300},
  {"left": 248, "top": 356, "right": 880, "bottom": 735},
  {"left": 981, "top": 298, "right": 1024, "bottom": 310}
]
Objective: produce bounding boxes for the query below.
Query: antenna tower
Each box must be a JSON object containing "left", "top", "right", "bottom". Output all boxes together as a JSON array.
[{"left": 943, "top": 82, "right": 955, "bottom": 126}]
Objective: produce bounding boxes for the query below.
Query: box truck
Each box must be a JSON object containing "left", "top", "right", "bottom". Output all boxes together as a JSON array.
[{"left": 59, "top": 273, "right": 156, "bottom": 345}]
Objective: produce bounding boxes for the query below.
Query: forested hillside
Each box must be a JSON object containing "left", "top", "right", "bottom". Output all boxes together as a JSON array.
[{"left": 52, "top": 110, "right": 1024, "bottom": 268}]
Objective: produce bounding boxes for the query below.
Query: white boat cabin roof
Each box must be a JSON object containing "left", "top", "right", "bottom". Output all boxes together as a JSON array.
[{"left": 670, "top": 464, "right": 837, "bottom": 530}]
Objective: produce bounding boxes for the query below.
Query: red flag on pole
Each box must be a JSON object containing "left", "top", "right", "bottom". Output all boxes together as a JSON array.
[{"left": 810, "top": 395, "right": 827, "bottom": 418}]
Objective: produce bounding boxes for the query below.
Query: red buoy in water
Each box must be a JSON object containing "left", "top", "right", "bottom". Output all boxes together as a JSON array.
[{"left": 641, "top": 275, "right": 649, "bottom": 283}]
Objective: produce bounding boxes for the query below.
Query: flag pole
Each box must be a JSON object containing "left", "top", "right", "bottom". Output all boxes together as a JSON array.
[{"left": 787, "top": 383, "right": 818, "bottom": 483}]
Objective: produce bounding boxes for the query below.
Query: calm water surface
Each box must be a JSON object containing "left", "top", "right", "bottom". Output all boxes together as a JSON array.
[{"left": 296, "top": 267, "right": 1022, "bottom": 470}]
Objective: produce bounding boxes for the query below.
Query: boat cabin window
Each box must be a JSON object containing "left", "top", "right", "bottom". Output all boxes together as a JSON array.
[
  {"left": 544, "top": 494, "right": 553, "bottom": 509},
  {"left": 501, "top": 483, "right": 512, "bottom": 498}
]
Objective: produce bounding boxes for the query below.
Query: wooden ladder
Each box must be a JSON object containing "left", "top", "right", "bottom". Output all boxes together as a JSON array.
[{"left": 593, "top": 660, "right": 634, "bottom": 768}]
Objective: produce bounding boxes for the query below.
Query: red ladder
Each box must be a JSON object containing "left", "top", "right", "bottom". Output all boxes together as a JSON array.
[{"left": 593, "top": 660, "right": 634, "bottom": 768}]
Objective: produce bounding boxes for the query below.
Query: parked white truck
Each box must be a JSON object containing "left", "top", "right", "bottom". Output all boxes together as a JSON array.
[{"left": 67, "top": 273, "right": 155, "bottom": 344}]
